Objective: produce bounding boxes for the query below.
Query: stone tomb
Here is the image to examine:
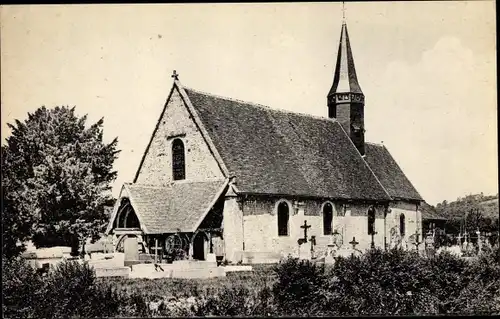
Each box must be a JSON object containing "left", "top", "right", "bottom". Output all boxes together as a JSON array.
[
  {"left": 95, "top": 266, "right": 131, "bottom": 278},
  {"left": 129, "top": 259, "right": 226, "bottom": 279},
  {"left": 21, "top": 246, "right": 72, "bottom": 271},
  {"left": 88, "top": 252, "right": 130, "bottom": 278}
]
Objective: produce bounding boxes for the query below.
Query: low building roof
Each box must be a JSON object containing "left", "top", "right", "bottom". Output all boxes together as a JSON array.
[{"left": 122, "top": 179, "right": 227, "bottom": 234}]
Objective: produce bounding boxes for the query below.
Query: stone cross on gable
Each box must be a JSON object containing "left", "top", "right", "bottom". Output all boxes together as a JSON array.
[
  {"left": 171, "top": 70, "right": 179, "bottom": 80},
  {"left": 301, "top": 220, "right": 311, "bottom": 242}
]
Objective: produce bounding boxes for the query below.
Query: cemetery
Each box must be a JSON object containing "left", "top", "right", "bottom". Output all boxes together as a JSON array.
[{"left": 19, "top": 217, "right": 498, "bottom": 283}]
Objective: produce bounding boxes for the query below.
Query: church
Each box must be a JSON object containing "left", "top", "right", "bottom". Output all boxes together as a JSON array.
[{"left": 105, "top": 19, "right": 424, "bottom": 264}]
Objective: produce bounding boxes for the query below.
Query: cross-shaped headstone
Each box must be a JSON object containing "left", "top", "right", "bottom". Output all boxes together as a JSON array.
[
  {"left": 171, "top": 70, "right": 179, "bottom": 80},
  {"left": 349, "top": 236, "right": 359, "bottom": 250},
  {"left": 301, "top": 220, "right": 311, "bottom": 242}
]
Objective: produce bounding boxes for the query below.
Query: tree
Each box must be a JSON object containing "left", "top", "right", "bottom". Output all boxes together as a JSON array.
[{"left": 2, "top": 106, "right": 119, "bottom": 257}]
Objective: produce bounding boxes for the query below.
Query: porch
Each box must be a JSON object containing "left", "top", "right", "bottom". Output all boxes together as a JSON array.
[{"left": 105, "top": 180, "right": 228, "bottom": 264}]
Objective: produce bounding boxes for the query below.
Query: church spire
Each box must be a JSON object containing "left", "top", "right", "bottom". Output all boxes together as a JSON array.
[
  {"left": 328, "top": 21, "right": 363, "bottom": 98},
  {"left": 327, "top": 8, "right": 366, "bottom": 156}
]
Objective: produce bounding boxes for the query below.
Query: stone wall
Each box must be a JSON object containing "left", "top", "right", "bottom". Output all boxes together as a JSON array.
[
  {"left": 224, "top": 196, "right": 393, "bottom": 260},
  {"left": 136, "top": 87, "right": 224, "bottom": 184},
  {"left": 386, "top": 201, "right": 423, "bottom": 250}
]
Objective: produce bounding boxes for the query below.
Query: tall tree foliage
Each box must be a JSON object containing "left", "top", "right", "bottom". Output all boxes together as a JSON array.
[{"left": 2, "top": 106, "right": 119, "bottom": 257}]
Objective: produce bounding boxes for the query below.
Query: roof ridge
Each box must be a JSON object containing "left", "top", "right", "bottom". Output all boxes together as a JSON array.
[
  {"left": 130, "top": 179, "right": 226, "bottom": 189},
  {"left": 184, "top": 86, "right": 338, "bottom": 124},
  {"left": 366, "top": 141, "right": 384, "bottom": 147}
]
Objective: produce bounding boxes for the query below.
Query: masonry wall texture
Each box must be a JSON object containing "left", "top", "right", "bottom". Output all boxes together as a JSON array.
[
  {"left": 222, "top": 196, "right": 417, "bottom": 260},
  {"left": 136, "top": 87, "right": 224, "bottom": 185},
  {"left": 222, "top": 196, "right": 244, "bottom": 263}
]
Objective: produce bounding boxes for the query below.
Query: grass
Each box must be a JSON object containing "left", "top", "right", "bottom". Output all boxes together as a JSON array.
[{"left": 99, "top": 263, "right": 277, "bottom": 299}]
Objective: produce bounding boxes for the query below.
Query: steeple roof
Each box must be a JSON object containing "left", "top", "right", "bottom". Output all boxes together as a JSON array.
[{"left": 328, "top": 21, "right": 363, "bottom": 96}]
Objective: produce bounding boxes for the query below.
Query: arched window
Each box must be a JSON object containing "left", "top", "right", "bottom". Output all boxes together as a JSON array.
[
  {"left": 172, "top": 139, "right": 185, "bottom": 181},
  {"left": 323, "top": 203, "right": 333, "bottom": 235},
  {"left": 368, "top": 207, "right": 376, "bottom": 235},
  {"left": 115, "top": 199, "right": 140, "bottom": 229},
  {"left": 400, "top": 214, "right": 406, "bottom": 237},
  {"left": 277, "top": 202, "right": 289, "bottom": 236}
]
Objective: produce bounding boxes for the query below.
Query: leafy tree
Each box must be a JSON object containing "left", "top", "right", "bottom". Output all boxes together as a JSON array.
[{"left": 2, "top": 106, "right": 119, "bottom": 257}]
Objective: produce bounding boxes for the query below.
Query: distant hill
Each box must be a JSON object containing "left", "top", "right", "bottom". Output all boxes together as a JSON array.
[{"left": 432, "top": 193, "right": 499, "bottom": 221}]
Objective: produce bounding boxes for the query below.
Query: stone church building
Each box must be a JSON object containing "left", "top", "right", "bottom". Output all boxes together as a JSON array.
[{"left": 106, "top": 20, "right": 424, "bottom": 263}]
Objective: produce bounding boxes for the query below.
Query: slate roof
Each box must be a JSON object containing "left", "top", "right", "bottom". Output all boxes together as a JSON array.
[
  {"left": 184, "top": 88, "right": 391, "bottom": 201},
  {"left": 419, "top": 202, "right": 447, "bottom": 221},
  {"left": 364, "top": 143, "right": 423, "bottom": 201},
  {"left": 124, "top": 180, "right": 227, "bottom": 234}
]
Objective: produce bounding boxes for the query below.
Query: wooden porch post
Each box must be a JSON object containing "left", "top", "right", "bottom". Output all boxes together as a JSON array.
[{"left": 189, "top": 233, "right": 194, "bottom": 260}]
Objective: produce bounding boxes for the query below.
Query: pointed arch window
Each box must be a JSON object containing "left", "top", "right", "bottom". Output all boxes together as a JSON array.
[
  {"left": 400, "top": 214, "right": 406, "bottom": 237},
  {"left": 323, "top": 203, "right": 333, "bottom": 235},
  {"left": 172, "top": 139, "right": 185, "bottom": 181},
  {"left": 277, "top": 202, "right": 289, "bottom": 236},
  {"left": 115, "top": 199, "right": 140, "bottom": 229},
  {"left": 368, "top": 207, "right": 376, "bottom": 235}
]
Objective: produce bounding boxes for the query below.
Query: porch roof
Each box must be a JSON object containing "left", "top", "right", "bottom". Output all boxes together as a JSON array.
[{"left": 120, "top": 179, "right": 228, "bottom": 234}]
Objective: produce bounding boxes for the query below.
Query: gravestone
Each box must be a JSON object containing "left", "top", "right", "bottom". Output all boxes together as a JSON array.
[
  {"left": 325, "top": 244, "right": 336, "bottom": 264},
  {"left": 476, "top": 230, "right": 482, "bottom": 252},
  {"left": 124, "top": 237, "right": 139, "bottom": 261},
  {"left": 298, "top": 242, "right": 311, "bottom": 260},
  {"left": 425, "top": 235, "right": 435, "bottom": 257}
]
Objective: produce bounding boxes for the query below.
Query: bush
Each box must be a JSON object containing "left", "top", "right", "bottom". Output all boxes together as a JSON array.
[
  {"left": 2, "top": 258, "right": 45, "bottom": 318},
  {"left": 271, "top": 257, "right": 327, "bottom": 316},
  {"left": 420, "top": 250, "right": 469, "bottom": 313},
  {"left": 449, "top": 245, "right": 500, "bottom": 315},
  {"left": 2, "top": 258, "right": 123, "bottom": 318},
  {"left": 5, "top": 247, "right": 500, "bottom": 317},
  {"left": 323, "top": 248, "right": 439, "bottom": 316},
  {"left": 40, "top": 260, "right": 122, "bottom": 318}
]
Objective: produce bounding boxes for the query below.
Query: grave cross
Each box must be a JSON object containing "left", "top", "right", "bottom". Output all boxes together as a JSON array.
[
  {"left": 171, "top": 70, "right": 179, "bottom": 80},
  {"left": 301, "top": 220, "right": 311, "bottom": 243},
  {"left": 349, "top": 236, "right": 359, "bottom": 250}
]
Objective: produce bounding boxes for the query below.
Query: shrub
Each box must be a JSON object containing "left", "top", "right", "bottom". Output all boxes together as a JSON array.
[
  {"left": 419, "top": 250, "right": 469, "bottom": 313},
  {"left": 2, "top": 258, "right": 123, "bottom": 318},
  {"left": 2, "top": 258, "right": 45, "bottom": 318},
  {"left": 449, "top": 245, "right": 500, "bottom": 315},
  {"left": 324, "top": 248, "right": 439, "bottom": 316},
  {"left": 271, "top": 257, "right": 327, "bottom": 316},
  {"left": 39, "top": 260, "right": 122, "bottom": 318}
]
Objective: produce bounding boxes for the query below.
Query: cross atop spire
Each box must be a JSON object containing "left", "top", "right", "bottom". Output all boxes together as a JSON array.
[{"left": 342, "top": 1, "right": 346, "bottom": 23}]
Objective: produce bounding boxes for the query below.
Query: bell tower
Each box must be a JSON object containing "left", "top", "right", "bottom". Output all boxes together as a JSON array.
[{"left": 327, "top": 17, "right": 365, "bottom": 156}]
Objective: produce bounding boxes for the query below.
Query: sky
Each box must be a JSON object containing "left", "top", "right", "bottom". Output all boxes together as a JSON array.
[{"left": 1, "top": 1, "right": 497, "bottom": 205}]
